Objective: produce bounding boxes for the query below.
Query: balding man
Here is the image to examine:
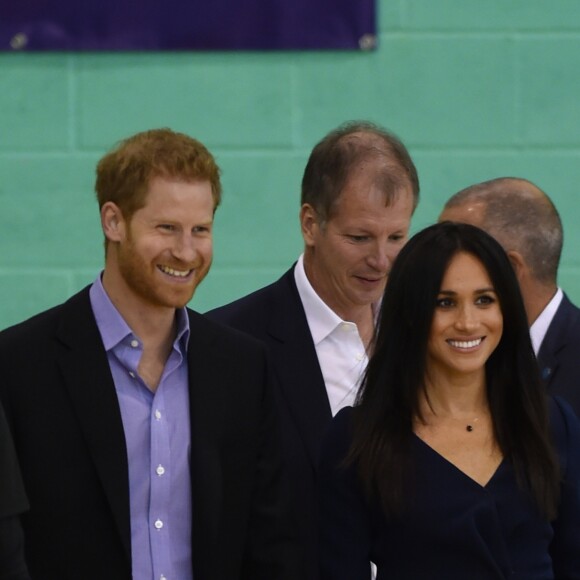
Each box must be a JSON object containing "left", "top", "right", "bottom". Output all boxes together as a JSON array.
[
  {"left": 207, "top": 120, "right": 419, "bottom": 579},
  {"left": 440, "top": 177, "right": 580, "bottom": 415}
]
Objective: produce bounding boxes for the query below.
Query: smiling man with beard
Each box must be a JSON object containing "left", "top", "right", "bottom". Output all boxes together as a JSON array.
[{"left": 0, "top": 128, "right": 298, "bottom": 580}]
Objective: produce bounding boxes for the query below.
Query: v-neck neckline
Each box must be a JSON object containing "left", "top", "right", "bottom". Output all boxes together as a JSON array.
[{"left": 413, "top": 433, "right": 505, "bottom": 489}]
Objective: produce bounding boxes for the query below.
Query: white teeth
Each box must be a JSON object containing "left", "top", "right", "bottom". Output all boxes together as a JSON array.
[
  {"left": 448, "top": 338, "right": 482, "bottom": 349},
  {"left": 159, "top": 265, "right": 191, "bottom": 278}
]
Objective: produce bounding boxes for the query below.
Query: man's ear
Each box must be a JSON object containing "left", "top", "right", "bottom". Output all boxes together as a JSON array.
[
  {"left": 506, "top": 250, "right": 527, "bottom": 283},
  {"left": 101, "top": 202, "right": 126, "bottom": 243},
  {"left": 300, "top": 203, "right": 319, "bottom": 247}
]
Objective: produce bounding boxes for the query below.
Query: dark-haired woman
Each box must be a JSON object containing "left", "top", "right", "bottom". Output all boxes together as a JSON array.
[
  {"left": 318, "top": 222, "right": 580, "bottom": 579},
  {"left": 0, "top": 400, "right": 29, "bottom": 580}
]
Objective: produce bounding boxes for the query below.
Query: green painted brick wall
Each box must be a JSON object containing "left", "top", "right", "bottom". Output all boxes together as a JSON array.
[{"left": 2, "top": 0, "right": 580, "bottom": 329}]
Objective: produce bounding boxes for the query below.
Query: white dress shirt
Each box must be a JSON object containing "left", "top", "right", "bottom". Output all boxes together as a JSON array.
[
  {"left": 530, "top": 288, "right": 563, "bottom": 356},
  {"left": 294, "top": 255, "right": 373, "bottom": 417}
]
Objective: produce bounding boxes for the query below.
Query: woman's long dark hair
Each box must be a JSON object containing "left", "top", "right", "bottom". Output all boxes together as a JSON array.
[{"left": 348, "top": 222, "right": 560, "bottom": 519}]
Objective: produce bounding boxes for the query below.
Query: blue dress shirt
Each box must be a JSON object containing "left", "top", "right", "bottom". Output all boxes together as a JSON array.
[{"left": 90, "top": 276, "right": 192, "bottom": 580}]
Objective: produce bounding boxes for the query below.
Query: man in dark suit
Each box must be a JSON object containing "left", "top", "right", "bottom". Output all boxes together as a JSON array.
[
  {"left": 207, "top": 121, "right": 420, "bottom": 579},
  {"left": 440, "top": 177, "right": 580, "bottom": 416},
  {"left": 0, "top": 128, "right": 298, "bottom": 580},
  {"left": 0, "top": 401, "right": 29, "bottom": 580}
]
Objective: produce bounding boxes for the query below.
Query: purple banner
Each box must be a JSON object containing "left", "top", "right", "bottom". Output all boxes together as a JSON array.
[{"left": 1, "top": 0, "right": 376, "bottom": 51}]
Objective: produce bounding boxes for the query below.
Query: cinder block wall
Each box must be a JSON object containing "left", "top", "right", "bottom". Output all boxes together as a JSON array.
[{"left": 2, "top": 0, "right": 580, "bottom": 329}]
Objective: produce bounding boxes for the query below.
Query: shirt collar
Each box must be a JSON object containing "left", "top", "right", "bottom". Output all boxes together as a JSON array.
[
  {"left": 89, "top": 273, "right": 190, "bottom": 353},
  {"left": 294, "top": 254, "right": 350, "bottom": 345},
  {"left": 529, "top": 287, "right": 563, "bottom": 355}
]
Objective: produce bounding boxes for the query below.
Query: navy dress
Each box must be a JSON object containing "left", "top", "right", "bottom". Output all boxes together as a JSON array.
[{"left": 318, "top": 398, "right": 580, "bottom": 579}]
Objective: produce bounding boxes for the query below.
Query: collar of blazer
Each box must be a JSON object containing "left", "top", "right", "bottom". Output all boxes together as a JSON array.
[
  {"left": 55, "top": 287, "right": 132, "bottom": 561},
  {"left": 263, "top": 269, "right": 334, "bottom": 466},
  {"left": 537, "top": 294, "right": 580, "bottom": 384}
]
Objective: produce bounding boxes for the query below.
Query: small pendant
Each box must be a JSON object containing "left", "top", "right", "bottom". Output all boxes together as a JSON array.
[{"left": 466, "top": 425, "right": 474, "bottom": 432}]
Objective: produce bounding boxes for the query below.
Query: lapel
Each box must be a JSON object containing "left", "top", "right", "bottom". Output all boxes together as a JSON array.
[
  {"left": 537, "top": 294, "right": 580, "bottom": 387},
  {"left": 54, "top": 288, "right": 131, "bottom": 562},
  {"left": 186, "top": 311, "right": 226, "bottom": 563},
  {"left": 266, "top": 270, "right": 333, "bottom": 467}
]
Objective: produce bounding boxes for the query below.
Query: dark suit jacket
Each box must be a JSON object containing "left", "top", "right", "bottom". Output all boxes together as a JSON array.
[
  {"left": 207, "top": 267, "right": 333, "bottom": 580},
  {"left": 0, "top": 287, "right": 298, "bottom": 580},
  {"left": 0, "top": 400, "right": 30, "bottom": 580},
  {"left": 537, "top": 293, "right": 580, "bottom": 417}
]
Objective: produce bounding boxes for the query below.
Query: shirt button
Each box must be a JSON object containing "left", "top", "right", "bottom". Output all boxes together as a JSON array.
[
  {"left": 160, "top": 576, "right": 167, "bottom": 580},
  {"left": 129, "top": 371, "right": 136, "bottom": 378},
  {"left": 356, "top": 353, "right": 364, "bottom": 361},
  {"left": 154, "top": 519, "right": 163, "bottom": 530},
  {"left": 156, "top": 465, "right": 165, "bottom": 476},
  {"left": 130, "top": 339, "right": 139, "bottom": 348},
  {"left": 154, "top": 409, "right": 162, "bottom": 420}
]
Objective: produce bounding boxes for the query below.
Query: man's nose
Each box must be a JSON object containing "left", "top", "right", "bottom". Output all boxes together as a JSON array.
[
  {"left": 171, "top": 234, "right": 197, "bottom": 263},
  {"left": 367, "top": 243, "right": 390, "bottom": 272}
]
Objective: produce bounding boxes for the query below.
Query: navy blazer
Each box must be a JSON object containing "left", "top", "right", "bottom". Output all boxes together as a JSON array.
[
  {"left": 537, "top": 293, "right": 580, "bottom": 416},
  {"left": 0, "top": 287, "right": 298, "bottom": 580},
  {"left": 0, "top": 400, "right": 29, "bottom": 580},
  {"left": 207, "top": 267, "right": 333, "bottom": 580}
]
